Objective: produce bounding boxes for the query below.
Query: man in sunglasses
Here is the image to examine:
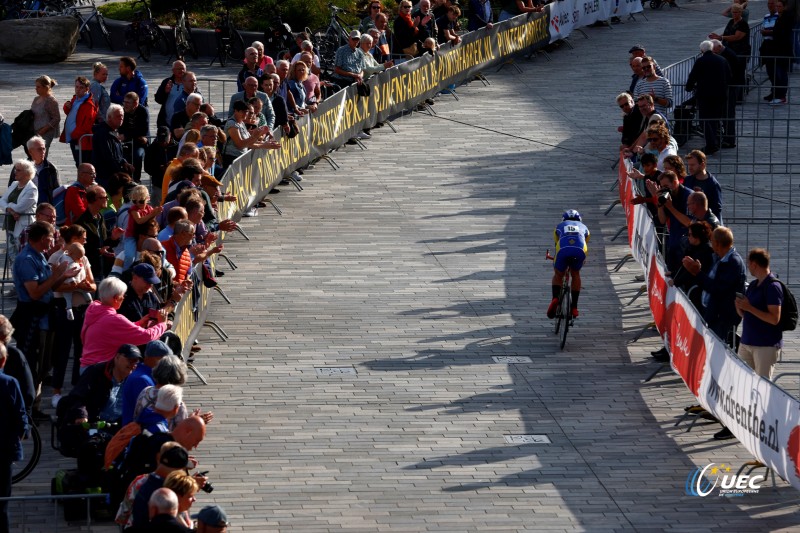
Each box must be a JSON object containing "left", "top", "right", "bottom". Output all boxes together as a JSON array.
[{"left": 633, "top": 56, "right": 673, "bottom": 116}]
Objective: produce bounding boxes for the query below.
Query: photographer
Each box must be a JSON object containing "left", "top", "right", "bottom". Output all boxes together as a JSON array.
[{"left": 646, "top": 170, "right": 691, "bottom": 272}]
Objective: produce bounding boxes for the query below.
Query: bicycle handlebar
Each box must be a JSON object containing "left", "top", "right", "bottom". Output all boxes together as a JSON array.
[{"left": 545, "top": 249, "right": 555, "bottom": 261}]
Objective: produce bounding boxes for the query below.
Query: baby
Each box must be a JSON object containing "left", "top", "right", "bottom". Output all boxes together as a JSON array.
[{"left": 55, "top": 243, "right": 93, "bottom": 320}]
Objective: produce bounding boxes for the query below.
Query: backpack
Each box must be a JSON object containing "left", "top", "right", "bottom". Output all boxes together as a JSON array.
[
  {"left": 11, "top": 109, "right": 34, "bottom": 149},
  {"left": 763, "top": 277, "right": 798, "bottom": 332},
  {"left": 103, "top": 421, "right": 142, "bottom": 469}
]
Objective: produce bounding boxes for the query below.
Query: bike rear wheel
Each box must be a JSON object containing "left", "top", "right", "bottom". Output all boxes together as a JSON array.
[
  {"left": 12, "top": 423, "right": 41, "bottom": 484},
  {"left": 553, "top": 293, "right": 563, "bottom": 335},
  {"left": 76, "top": 15, "right": 93, "bottom": 48},
  {"left": 559, "top": 288, "right": 571, "bottom": 350},
  {"left": 96, "top": 12, "right": 113, "bottom": 50}
]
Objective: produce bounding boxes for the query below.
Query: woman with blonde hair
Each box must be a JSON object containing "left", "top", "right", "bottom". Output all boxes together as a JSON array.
[
  {"left": 163, "top": 470, "right": 200, "bottom": 528},
  {"left": 30, "top": 75, "right": 61, "bottom": 156},
  {"left": 90, "top": 62, "right": 110, "bottom": 124}
]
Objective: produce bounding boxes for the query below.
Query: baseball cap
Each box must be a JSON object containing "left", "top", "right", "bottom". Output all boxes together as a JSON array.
[
  {"left": 159, "top": 445, "right": 191, "bottom": 469},
  {"left": 117, "top": 344, "right": 142, "bottom": 361},
  {"left": 628, "top": 44, "right": 645, "bottom": 54},
  {"left": 193, "top": 505, "right": 230, "bottom": 526},
  {"left": 156, "top": 126, "right": 171, "bottom": 143},
  {"left": 349, "top": 30, "right": 361, "bottom": 39},
  {"left": 145, "top": 340, "right": 172, "bottom": 358},
  {"left": 132, "top": 263, "right": 161, "bottom": 285}
]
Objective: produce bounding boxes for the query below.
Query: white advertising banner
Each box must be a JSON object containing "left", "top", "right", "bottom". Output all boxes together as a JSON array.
[{"left": 547, "top": 0, "right": 643, "bottom": 42}]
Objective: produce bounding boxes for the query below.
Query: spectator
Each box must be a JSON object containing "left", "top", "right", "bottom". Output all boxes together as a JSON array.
[
  {"left": 759, "top": 0, "right": 779, "bottom": 101},
  {"left": 110, "top": 56, "right": 148, "bottom": 106},
  {"left": 119, "top": 92, "right": 150, "bottom": 183},
  {"left": 136, "top": 384, "right": 183, "bottom": 435},
  {"left": 123, "top": 185, "right": 162, "bottom": 270},
  {"left": 154, "top": 61, "right": 187, "bottom": 129},
  {"left": 436, "top": 5, "right": 462, "bottom": 46},
  {"left": 768, "top": 0, "right": 793, "bottom": 106},
  {"left": 0, "top": 315, "right": 35, "bottom": 415},
  {"left": 628, "top": 56, "right": 645, "bottom": 96},
  {"left": 163, "top": 470, "right": 199, "bottom": 529},
  {"left": 222, "top": 101, "right": 277, "bottom": 169},
  {"left": 1, "top": 160, "right": 38, "bottom": 264},
  {"left": 616, "top": 93, "right": 642, "bottom": 154},
  {"left": 8, "top": 136, "right": 60, "bottom": 206},
  {"left": 160, "top": 220, "right": 196, "bottom": 285},
  {"left": 359, "top": 35, "right": 393, "bottom": 80},
  {"left": 118, "top": 262, "right": 165, "bottom": 325},
  {"left": 90, "top": 62, "right": 111, "bottom": 125},
  {"left": 237, "top": 47, "right": 264, "bottom": 92},
  {"left": 671, "top": 222, "right": 715, "bottom": 310},
  {"left": 286, "top": 61, "right": 310, "bottom": 115},
  {"left": 683, "top": 150, "right": 722, "bottom": 220},
  {"left": 393, "top": 2, "right": 423, "bottom": 56},
  {"left": 171, "top": 93, "right": 202, "bottom": 141},
  {"left": 61, "top": 77, "right": 98, "bottom": 167},
  {"left": 178, "top": 114, "right": 209, "bottom": 152},
  {"left": 80, "top": 277, "right": 171, "bottom": 369},
  {"left": 194, "top": 505, "right": 229, "bottom": 533},
  {"left": 662, "top": 154, "right": 686, "bottom": 182},
  {"left": 686, "top": 40, "right": 733, "bottom": 156},
  {"left": 641, "top": 123, "right": 676, "bottom": 171},
  {"left": 468, "top": 0, "right": 493, "bottom": 31},
  {"left": 0, "top": 343, "right": 28, "bottom": 533},
  {"left": 18, "top": 203, "right": 62, "bottom": 258},
  {"left": 160, "top": 143, "right": 200, "bottom": 205},
  {"left": 723, "top": 0, "right": 750, "bottom": 21},
  {"left": 646, "top": 170, "right": 691, "bottom": 273},
  {"left": 372, "top": 13, "right": 393, "bottom": 64},
  {"left": 121, "top": 340, "right": 171, "bottom": 425},
  {"left": 262, "top": 74, "right": 290, "bottom": 136},
  {"left": 735, "top": 247, "right": 784, "bottom": 379},
  {"left": 299, "top": 53, "right": 323, "bottom": 109},
  {"left": 199, "top": 103, "right": 223, "bottom": 128},
  {"left": 227, "top": 77, "right": 268, "bottom": 117},
  {"left": 250, "top": 40, "right": 274, "bottom": 70},
  {"left": 360, "top": 1, "right": 382, "bottom": 33},
  {"left": 682, "top": 226, "right": 746, "bottom": 346},
  {"left": 498, "top": 0, "right": 541, "bottom": 22},
  {"left": 115, "top": 441, "right": 187, "bottom": 529},
  {"left": 129, "top": 447, "right": 193, "bottom": 530},
  {"left": 64, "top": 163, "right": 96, "bottom": 225},
  {"left": 30, "top": 75, "right": 61, "bottom": 157},
  {"left": 50, "top": 224, "right": 95, "bottom": 407},
  {"left": 634, "top": 56, "right": 673, "bottom": 116},
  {"left": 58, "top": 343, "right": 141, "bottom": 426},
  {"left": 292, "top": 40, "right": 322, "bottom": 76},
  {"left": 92, "top": 104, "right": 135, "bottom": 188},
  {"left": 76, "top": 185, "right": 124, "bottom": 281},
  {"left": 275, "top": 60, "right": 305, "bottom": 118},
  {"left": 145, "top": 128, "right": 178, "bottom": 196},
  {"left": 709, "top": 4, "right": 750, "bottom": 103},
  {"left": 627, "top": 95, "right": 670, "bottom": 157}
]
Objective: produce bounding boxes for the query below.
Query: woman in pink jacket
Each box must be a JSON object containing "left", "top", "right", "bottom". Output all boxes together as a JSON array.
[{"left": 80, "top": 277, "right": 171, "bottom": 369}]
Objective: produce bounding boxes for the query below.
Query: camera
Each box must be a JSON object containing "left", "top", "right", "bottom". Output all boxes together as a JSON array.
[
  {"left": 197, "top": 471, "right": 214, "bottom": 493},
  {"left": 656, "top": 190, "right": 671, "bottom": 206}
]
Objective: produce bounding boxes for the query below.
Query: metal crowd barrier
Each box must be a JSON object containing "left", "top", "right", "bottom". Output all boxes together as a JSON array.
[{"left": 0, "top": 493, "right": 110, "bottom": 532}]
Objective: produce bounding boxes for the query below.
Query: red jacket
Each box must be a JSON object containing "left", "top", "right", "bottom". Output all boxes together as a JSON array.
[{"left": 60, "top": 95, "right": 97, "bottom": 151}]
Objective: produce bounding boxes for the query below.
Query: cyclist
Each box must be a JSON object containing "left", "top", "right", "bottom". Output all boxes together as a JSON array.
[{"left": 548, "top": 210, "right": 590, "bottom": 319}]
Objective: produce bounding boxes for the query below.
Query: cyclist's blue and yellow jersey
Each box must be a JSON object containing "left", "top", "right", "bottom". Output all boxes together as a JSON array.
[{"left": 553, "top": 221, "right": 590, "bottom": 272}]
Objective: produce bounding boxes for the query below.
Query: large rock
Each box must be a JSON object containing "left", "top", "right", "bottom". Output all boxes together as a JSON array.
[{"left": 0, "top": 16, "right": 79, "bottom": 63}]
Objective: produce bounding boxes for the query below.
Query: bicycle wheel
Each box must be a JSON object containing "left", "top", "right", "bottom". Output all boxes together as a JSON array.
[
  {"left": 227, "top": 27, "right": 245, "bottom": 62},
  {"left": 96, "top": 12, "right": 113, "bottom": 50},
  {"left": 173, "top": 25, "right": 187, "bottom": 61},
  {"left": 12, "top": 423, "right": 41, "bottom": 484},
  {"left": 553, "top": 291, "right": 563, "bottom": 335},
  {"left": 76, "top": 15, "right": 93, "bottom": 48},
  {"left": 137, "top": 34, "right": 152, "bottom": 62},
  {"left": 559, "top": 288, "right": 571, "bottom": 350}
]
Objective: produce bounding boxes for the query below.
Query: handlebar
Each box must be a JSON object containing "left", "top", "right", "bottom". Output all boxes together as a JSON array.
[
  {"left": 545, "top": 249, "right": 555, "bottom": 261},
  {"left": 329, "top": 3, "right": 348, "bottom": 13}
]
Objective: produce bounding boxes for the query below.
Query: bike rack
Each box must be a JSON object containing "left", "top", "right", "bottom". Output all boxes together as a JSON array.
[
  {"left": 604, "top": 199, "right": 621, "bottom": 215},
  {"left": 624, "top": 284, "right": 647, "bottom": 307},
  {"left": 611, "top": 253, "right": 634, "bottom": 272}
]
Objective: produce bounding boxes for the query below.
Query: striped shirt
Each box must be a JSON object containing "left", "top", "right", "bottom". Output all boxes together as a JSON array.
[{"left": 634, "top": 76, "right": 673, "bottom": 115}]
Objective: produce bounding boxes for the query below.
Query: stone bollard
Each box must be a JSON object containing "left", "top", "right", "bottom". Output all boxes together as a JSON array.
[{"left": 0, "top": 16, "right": 79, "bottom": 63}]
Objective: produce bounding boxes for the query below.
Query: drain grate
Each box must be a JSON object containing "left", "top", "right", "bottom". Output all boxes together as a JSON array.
[
  {"left": 315, "top": 367, "right": 357, "bottom": 377},
  {"left": 503, "top": 434, "right": 551, "bottom": 445},
  {"left": 492, "top": 356, "right": 533, "bottom": 364}
]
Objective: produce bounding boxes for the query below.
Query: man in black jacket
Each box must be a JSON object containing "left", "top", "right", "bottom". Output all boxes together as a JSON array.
[
  {"left": 119, "top": 93, "right": 150, "bottom": 183},
  {"left": 685, "top": 40, "right": 732, "bottom": 155},
  {"left": 92, "top": 105, "right": 134, "bottom": 188}
]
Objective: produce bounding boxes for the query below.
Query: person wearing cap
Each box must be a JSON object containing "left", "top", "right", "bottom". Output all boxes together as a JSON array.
[
  {"left": 56, "top": 343, "right": 142, "bottom": 425},
  {"left": 80, "top": 277, "right": 171, "bottom": 369},
  {"left": 123, "top": 442, "right": 199, "bottom": 530},
  {"left": 119, "top": 263, "right": 164, "bottom": 324},
  {"left": 333, "top": 30, "right": 368, "bottom": 87},
  {"left": 195, "top": 505, "right": 229, "bottom": 533},
  {"left": 145, "top": 127, "right": 179, "bottom": 196},
  {"left": 628, "top": 45, "right": 663, "bottom": 76},
  {"left": 121, "top": 340, "right": 172, "bottom": 425}
]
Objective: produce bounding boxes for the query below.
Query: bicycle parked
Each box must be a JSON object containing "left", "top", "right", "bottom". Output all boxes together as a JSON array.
[
  {"left": 171, "top": 1, "right": 197, "bottom": 62},
  {"left": 125, "top": 0, "right": 168, "bottom": 62},
  {"left": 64, "top": 0, "right": 113, "bottom": 51},
  {"left": 212, "top": 0, "right": 244, "bottom": 67},
  {"left": 312, "top": 3, "right": 356, "bottom": 74}
]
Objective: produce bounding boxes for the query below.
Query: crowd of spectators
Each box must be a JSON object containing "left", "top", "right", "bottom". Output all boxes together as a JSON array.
[{"left": 617, "top": 29, "right": 790, "bottom": 441}]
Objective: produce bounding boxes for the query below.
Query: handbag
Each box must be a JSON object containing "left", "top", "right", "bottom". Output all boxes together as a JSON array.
[
  {"left": 285, "top": 118, "right": 300, "bottom": 139},
  {"left": 402, "top": 43, "right": 419, "bottom": 56}
]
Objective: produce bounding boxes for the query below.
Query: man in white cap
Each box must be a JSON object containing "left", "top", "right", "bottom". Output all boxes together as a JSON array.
[{"left": 333, "top": 30, "right": 367, "bottom": 87}]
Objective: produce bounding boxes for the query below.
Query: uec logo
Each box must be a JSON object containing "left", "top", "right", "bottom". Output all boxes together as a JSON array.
[{"left": 686, "top": 463, "right": 763, "bottom": 497}]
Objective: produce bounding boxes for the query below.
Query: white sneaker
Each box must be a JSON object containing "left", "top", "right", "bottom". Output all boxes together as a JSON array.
[
  {"left": 769, "top": 98, "right": 787, "bottom": 106},
  {"left": 51, "top": 394, "right": 61, "bottom": 409},
  {"left": 291, "top": 171, "right": 303, "bottom": 182},
  {"left": 356, "top": 132, "right": 371, "bottom": 140}
]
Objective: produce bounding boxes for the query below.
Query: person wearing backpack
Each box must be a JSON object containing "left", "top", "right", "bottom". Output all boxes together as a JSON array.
[{"left": 735, "top": 248, "right": 789, "bottom": 381}]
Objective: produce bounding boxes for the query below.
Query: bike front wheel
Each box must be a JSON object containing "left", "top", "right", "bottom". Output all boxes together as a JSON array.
[{"left": 12, "top": 423, "right": 42, "bottom": 484}]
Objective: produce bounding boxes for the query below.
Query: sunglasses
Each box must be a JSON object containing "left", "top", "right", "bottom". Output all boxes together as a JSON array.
[
  {"left": 133, "top": 199, "right": 147, "bottom": 204},
  {"left": 619, "top": 103, "right": 630, "bottom": 108}
]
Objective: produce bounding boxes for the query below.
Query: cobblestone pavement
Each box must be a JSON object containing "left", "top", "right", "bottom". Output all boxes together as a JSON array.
[{"left": 4, "top": 1, "right": 800, "bottom": 531}]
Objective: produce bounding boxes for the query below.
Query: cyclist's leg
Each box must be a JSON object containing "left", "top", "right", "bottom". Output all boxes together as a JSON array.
[
  {"left": 548, "top": 252, "right": 568, "bottom": 318},
  {"left": 568, "top": 250, "right": 587, "bottom": 315}
]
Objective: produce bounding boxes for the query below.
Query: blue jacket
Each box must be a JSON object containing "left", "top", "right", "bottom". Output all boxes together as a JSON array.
[
  {"left": 0, "top": 371, "right": 29, "bottom": 461},
  {"left": 110, "top": 70, "right": 149, "bottom": 106},
  {"left": 121, "top": 364, "right": 154, "bottom": 425}
]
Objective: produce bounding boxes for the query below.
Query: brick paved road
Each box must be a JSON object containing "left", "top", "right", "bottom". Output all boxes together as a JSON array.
[{"left": 4, "top": 2, "right": 800, "bottom": 531}]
